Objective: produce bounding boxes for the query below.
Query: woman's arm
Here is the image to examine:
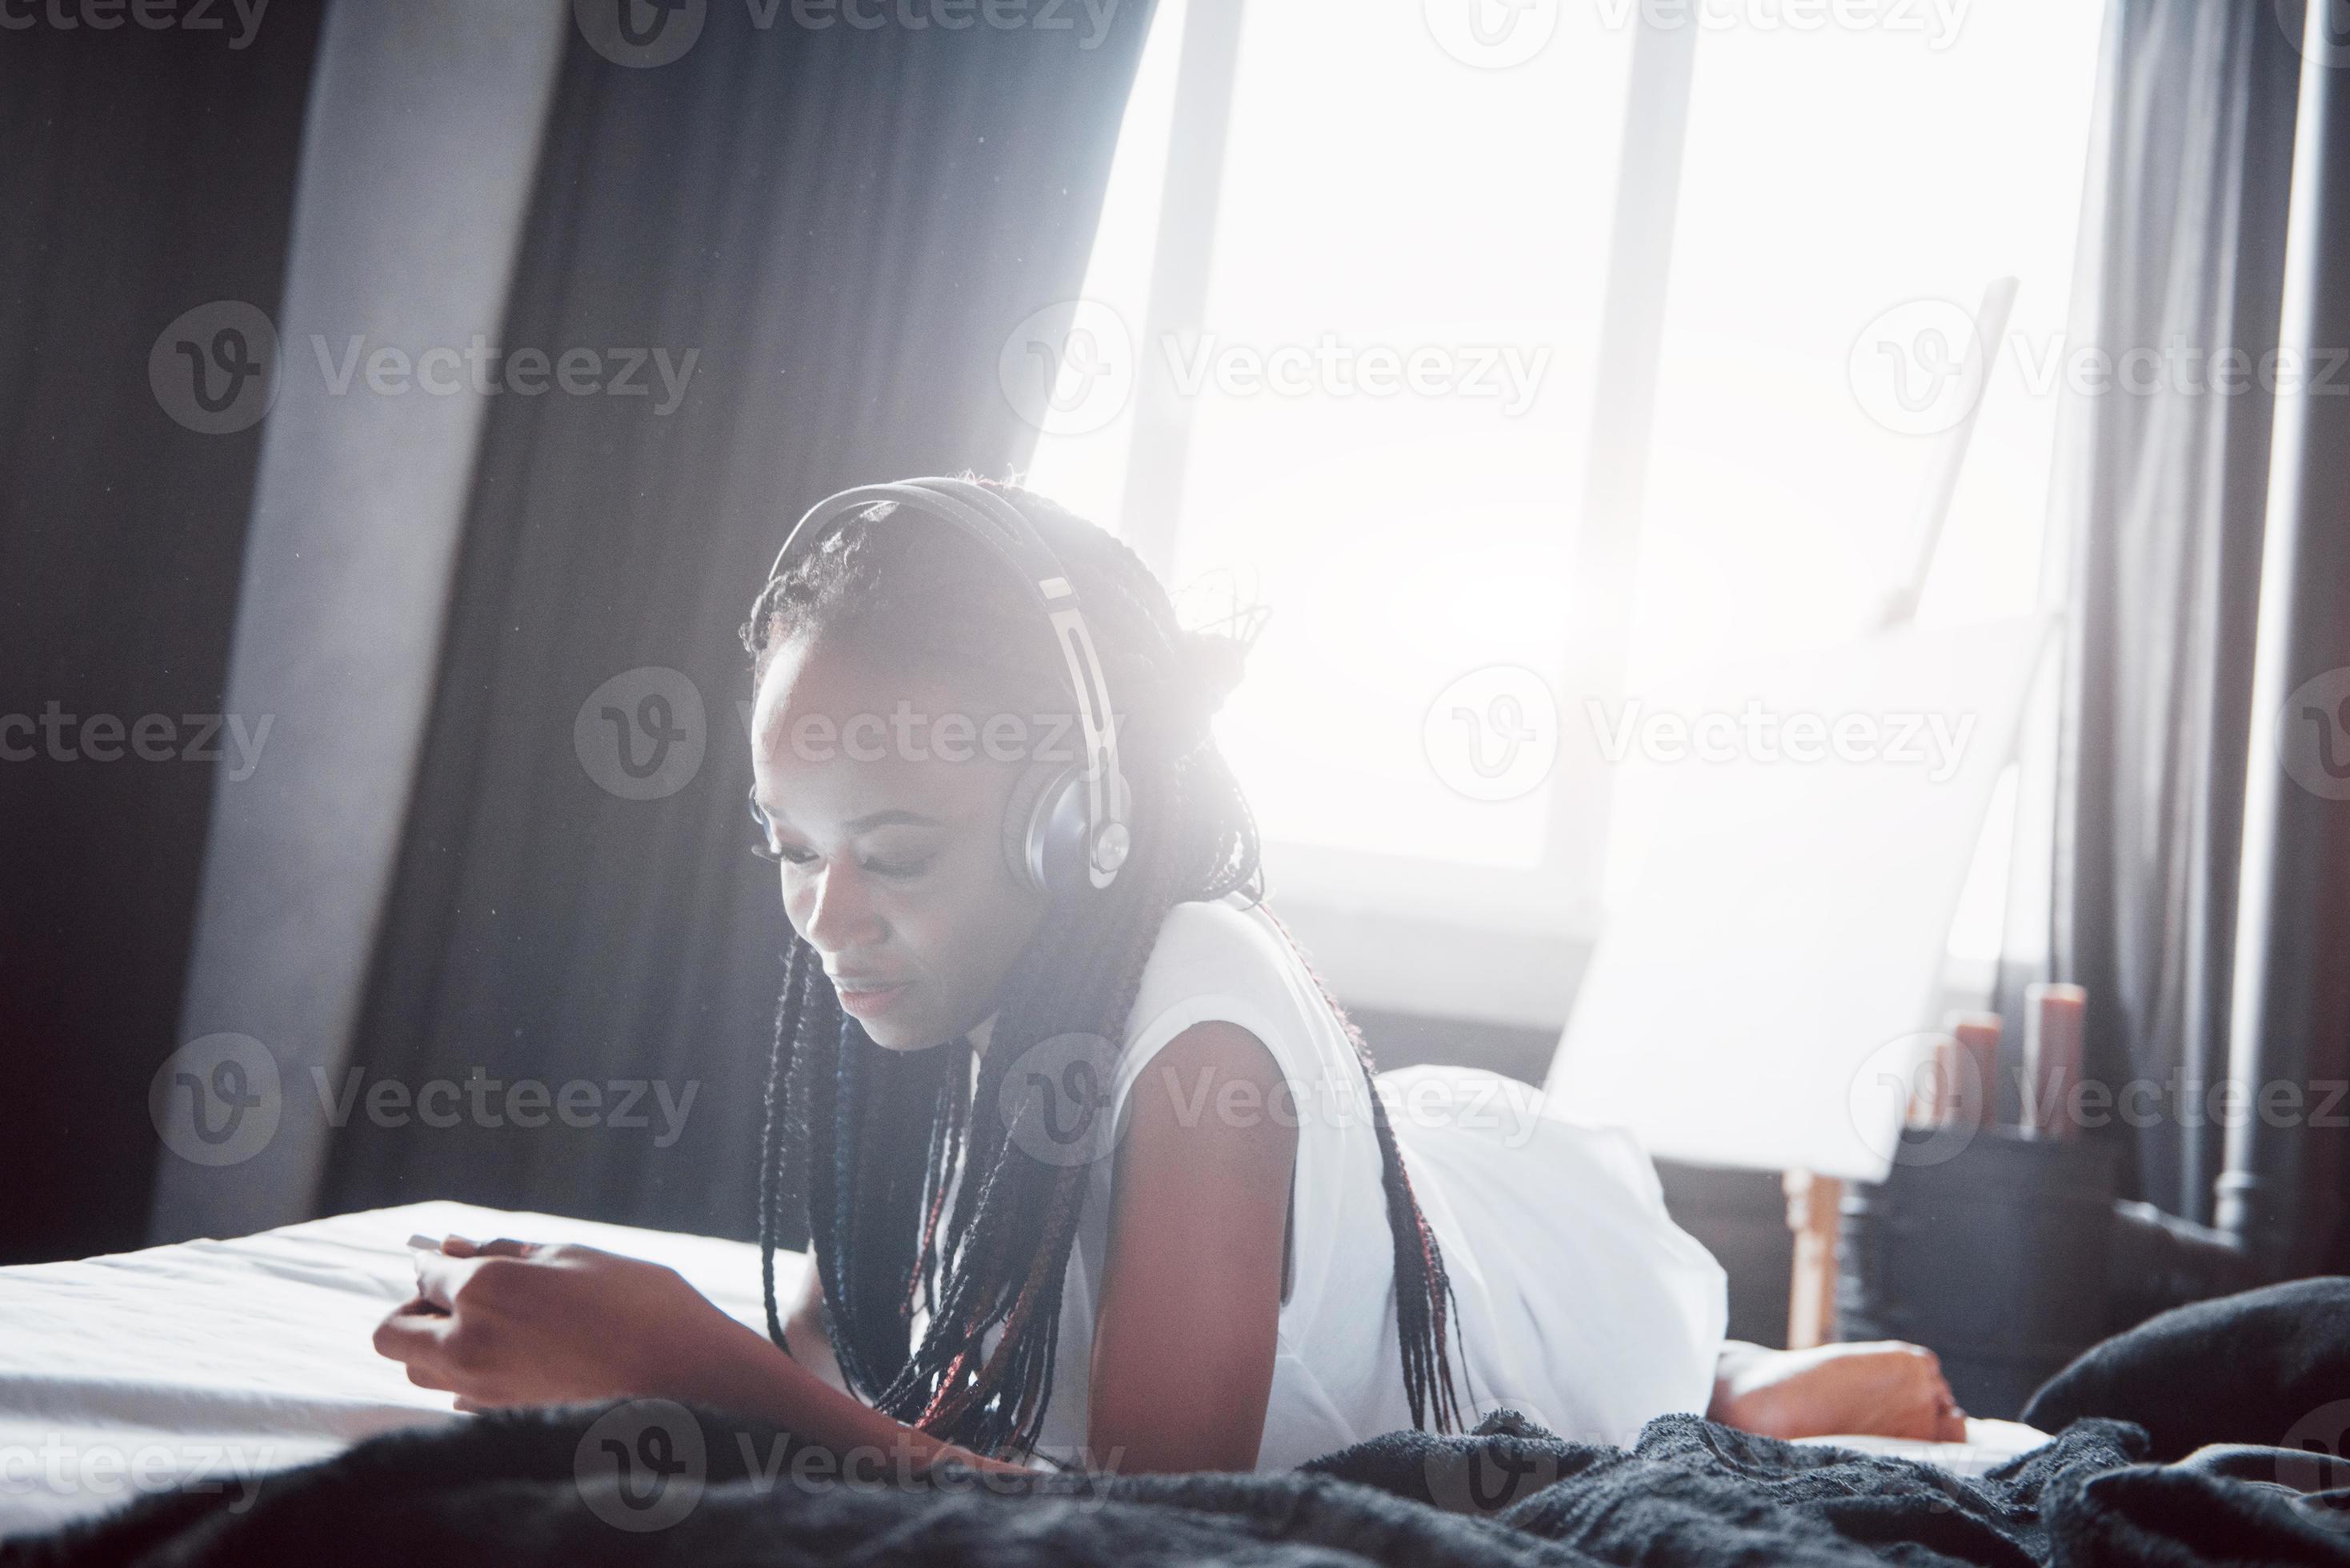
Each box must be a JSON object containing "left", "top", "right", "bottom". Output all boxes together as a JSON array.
[
  {"left": 373, "top": 1020, "right": 1297, "bottom": 1478},
  {"left": 1083, "top": 1020, "right": 1297, "bottom": 1474},
  {"left": 373, "top": 1238, "right": 1027, "bottom": 1475}
]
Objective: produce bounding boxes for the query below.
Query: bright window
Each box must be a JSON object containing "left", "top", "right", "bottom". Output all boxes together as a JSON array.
[{"left": 1030, "top": 2, "right": 2105, "bottom": 1018}]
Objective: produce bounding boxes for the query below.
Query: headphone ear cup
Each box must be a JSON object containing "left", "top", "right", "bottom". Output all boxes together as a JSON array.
[
  {"left": 1003, "top": 761, "right": 1098, "bottom": 898},
  {"left": 1002, "top": 760, "right": 1062, "bottom": 895}
]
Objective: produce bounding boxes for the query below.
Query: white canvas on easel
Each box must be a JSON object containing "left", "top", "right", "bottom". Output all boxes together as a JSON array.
[
  {"left": 1543, "top": 278, "right": 2044, "bottom": 1183},
  {"left": 1542, "top": 614, "right": 2048, "bottom": 1182}
]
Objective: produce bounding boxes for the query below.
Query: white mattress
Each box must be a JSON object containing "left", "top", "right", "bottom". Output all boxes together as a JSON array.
[{"left": 0, "top": 1201, "right": 802, "bottom": 1539}]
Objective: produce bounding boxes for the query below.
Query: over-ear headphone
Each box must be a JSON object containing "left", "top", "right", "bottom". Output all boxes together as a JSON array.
[{"left": 756, "top": 477, "right": 1133, "bottom": 897}]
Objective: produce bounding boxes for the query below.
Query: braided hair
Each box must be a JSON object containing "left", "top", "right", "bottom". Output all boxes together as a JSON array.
[{"left": 740, "top": 478, "right": 1467, "bottom": 1459}]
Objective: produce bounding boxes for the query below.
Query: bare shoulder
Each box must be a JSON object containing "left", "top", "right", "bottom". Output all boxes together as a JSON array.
[{"left": 1119, "top": 1019, "right": 1291, "bottom": 1151}]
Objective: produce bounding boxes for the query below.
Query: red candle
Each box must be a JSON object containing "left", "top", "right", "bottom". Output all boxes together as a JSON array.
[
  {"left": 1903, "top": 1034, "right": 1952, "bottom": 1128},
  {"left": 1944, "top": 1010, "right": 2000, "bottom": 1132},
  {"left": 2025, "top": 983, "right": 2088, "bottom": 1138}
]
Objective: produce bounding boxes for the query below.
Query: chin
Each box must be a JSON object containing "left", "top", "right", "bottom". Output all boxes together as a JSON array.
[
  {"left": 834, "top": 978, "right": 980, "bottom": 1052},
  {"left": 848, "top": 1003, "right": 954, "bottom": 1052}
]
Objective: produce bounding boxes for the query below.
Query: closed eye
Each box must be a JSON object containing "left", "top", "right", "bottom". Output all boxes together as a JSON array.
[{"left": 747, "top": 793, "right": 807, "bottom": 866}]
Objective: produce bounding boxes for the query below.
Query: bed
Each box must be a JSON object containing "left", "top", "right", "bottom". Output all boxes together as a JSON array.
[
  {"left": 0, "top": 1200, "right": 2062, "bottom": 1534},
  {"left": 6, "top": 1208, "right": 2339, "bottom": 1566},
  {"left": 0, "top": 1202, "right": 803, "bottom": 1538}
]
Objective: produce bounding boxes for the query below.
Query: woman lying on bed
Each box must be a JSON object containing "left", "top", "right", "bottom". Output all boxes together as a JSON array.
[{"left": 373, "top": 477, "right": 1969, "bottom": 1476}]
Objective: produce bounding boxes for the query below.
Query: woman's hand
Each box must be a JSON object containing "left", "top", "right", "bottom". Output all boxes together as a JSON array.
[
  {"left": 373, "top": 1237, "right": 765, "bottom": 1413},
  {"left": 1708, "top": 1339, "right": 1968, "bottom": 1443},
  {"left": 376, "top": 1236, "right": 1034, "bottom": 1477}
]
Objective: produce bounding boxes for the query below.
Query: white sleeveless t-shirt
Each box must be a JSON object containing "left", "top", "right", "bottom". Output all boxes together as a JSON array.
[{"left": 1017, "top": 893, "right": 1728, "bottom": 1471}]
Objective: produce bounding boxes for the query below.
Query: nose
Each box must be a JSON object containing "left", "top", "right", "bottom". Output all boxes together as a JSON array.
[{"left": 794, "top": 857, "right": 887, "bottom": 956}]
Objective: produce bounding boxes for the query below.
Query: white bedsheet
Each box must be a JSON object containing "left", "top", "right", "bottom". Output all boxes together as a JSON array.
[
  {"left": 0, "top": 1201, "right": 802, "bottom": 1539},
  {"left": 0, "top": 1201, "right": 2044, "bottom": 1540}
]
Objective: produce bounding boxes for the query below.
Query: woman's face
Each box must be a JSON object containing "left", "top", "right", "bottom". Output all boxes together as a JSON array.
[{"left": 748, "top": 633, "right": 1051, "bottom": 1050}]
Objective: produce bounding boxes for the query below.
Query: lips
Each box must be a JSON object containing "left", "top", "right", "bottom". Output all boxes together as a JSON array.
[{"left": 827, "top": 974, "right": 911, "bottom": 1014}]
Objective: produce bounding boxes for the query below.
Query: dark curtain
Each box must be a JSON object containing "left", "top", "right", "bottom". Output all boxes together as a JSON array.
[
  {"left": 2217, "top": 0, "right": 2350, "bottom": 1274},
  {"left": 2052, "top": 0, "right": 2303, "bottom": 1228},
  {"left": 327, "top": 7, "right": 1159, "bottom": 1242},
  {"left": 0, "top": 22, "right": 323, "bottom": 1262}
]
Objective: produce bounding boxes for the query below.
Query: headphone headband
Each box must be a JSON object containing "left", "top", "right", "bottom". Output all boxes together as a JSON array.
[{"left": 763, "top": 477, "right": 1131, "bottom": 892}]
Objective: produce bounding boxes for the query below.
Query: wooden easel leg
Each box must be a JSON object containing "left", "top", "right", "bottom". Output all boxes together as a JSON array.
[{"left": 1784, "top": 1169, "right": 1844, "bottom": 1350}]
